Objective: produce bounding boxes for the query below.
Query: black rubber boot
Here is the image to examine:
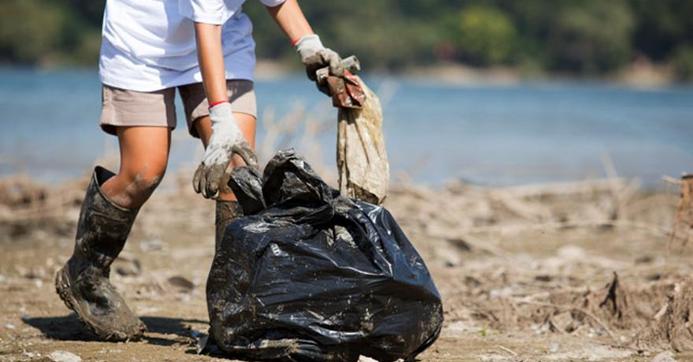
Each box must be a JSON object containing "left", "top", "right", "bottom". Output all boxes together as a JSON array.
[
  {"left": 215, "top": 200, "right": 243, "bottom": 252},
  {"left": 55, "top": 166, "right": 146, "bottom": 341}
]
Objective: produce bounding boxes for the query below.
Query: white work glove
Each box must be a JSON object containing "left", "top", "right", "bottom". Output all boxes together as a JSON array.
[
  {"left": 295, "top": 34, "right": 344, "bottom": 95},
  {"left": 193, "top": 102, "right": 257, "bottom": 199}
]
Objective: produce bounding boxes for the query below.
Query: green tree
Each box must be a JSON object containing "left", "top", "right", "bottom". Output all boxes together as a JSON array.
[
  {"left": 672, "top": 46, "right": 693, "bottom": 81},
  {"left": 630, "top": 0, "right": 693, "bottom": 61},
  {"left": 0, "top": 0, "right": 69, "bottom": 64},
  {"left": 547, "top": 1, "right": 634, "bottom": 74},
  {"left": 451, "top": 5, "right": 517, "bottom": 66}
]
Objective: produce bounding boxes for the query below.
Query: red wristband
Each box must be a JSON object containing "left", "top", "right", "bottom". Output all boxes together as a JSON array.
[{"left": 208, "top": 100, "right": 228, "bottom": 109}]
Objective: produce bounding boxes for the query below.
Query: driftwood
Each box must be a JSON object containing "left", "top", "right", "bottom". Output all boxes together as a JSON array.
[{"left": 671, "top": 175, "right": 693, "bottom": 244}]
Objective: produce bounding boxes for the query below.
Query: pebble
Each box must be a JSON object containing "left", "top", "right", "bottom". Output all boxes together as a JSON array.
[
  {"left": 168, "top": 276, "right": 195, "bottom": 293},
  {"left": 140, "top": 238, "right": 165, "bottom": 252},
  {"left": 557, "top": 245, "right": 586, "bottom": 260},
  {"left": 548, "top": 341, "right": 560, "bottom": 353},
  {"left": 48, "top": 350, "right": 82, "bottom": 362},
  {"left": 113, "top": 257, "right": 142, "bottom": 277}
]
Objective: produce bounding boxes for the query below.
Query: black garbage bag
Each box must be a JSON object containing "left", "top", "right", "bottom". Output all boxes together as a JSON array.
[{"left": 206, "top": 149, "right": 443, "bottom": 361}]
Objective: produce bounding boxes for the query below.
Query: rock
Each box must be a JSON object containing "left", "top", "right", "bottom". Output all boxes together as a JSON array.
[
  {"left": 48, "top": 350, "right": 81, "bottom": 362},
  {"left": 168, "top": 276, "right": 195, "bottom": 293},
  {"left": 113, "top": 255, "right": 142, "bottom": 277}
]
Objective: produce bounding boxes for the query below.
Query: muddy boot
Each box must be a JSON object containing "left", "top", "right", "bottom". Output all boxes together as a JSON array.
[
  {"left": 55, "top": 166, "right": 146, "bottom": 341},
  {"left": 215, "top": 200, "right": 244, "bottom": 252}
]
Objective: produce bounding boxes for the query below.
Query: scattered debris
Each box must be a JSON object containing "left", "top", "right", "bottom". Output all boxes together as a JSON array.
[
  {"left": 636, "top": 280, "right": 693, "bottom": 352},
  {"left": 47, "top": 350, "right": 81, "bottom": 362},
  {"left": 651, "top": 351, "right": 677, "bottom": 362}
]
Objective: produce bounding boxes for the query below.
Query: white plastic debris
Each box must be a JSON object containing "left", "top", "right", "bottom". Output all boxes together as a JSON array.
[{"left": 48, "top": 350, "right": 82, "bottom": 362}]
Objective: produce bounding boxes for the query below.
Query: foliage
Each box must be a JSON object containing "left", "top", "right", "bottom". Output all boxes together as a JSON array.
[
  {"left": 0, "top": 0, "right": 68, "bottom": 64},
  {"left": 450, "top": 5, "right": 516, "bottom": 66},
  {"left": 672, "top": 46, "right": 693, "bottom": 81},
  {"left": 546, "top": 1, "right": 634, "bottom": 74},
  {"left": 1, "top": 0, "right": 693, "bottom": 80}
]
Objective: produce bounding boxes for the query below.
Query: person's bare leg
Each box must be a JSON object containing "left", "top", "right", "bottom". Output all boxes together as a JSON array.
[
  {"left": 194, "top": 113, "right": 256, "bottom": 201},
  {"left": 101, "top": 126, "right": 171, "bottom": 208}
]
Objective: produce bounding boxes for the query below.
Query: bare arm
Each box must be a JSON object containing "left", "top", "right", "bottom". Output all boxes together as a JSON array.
[
  {"left": 265, "top": 0, "right": 314, "bottom": 44},
  {"left": 266, "top": 0, "right": 344, "bottom": 92},
  {"left": 194, "top": 22, "right": 227, "bottom": 104},
  {"left": 191, "top": 21, "right": 256, "bottom": 199}
]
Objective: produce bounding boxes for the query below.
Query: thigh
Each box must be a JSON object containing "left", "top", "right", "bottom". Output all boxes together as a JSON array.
[
  {"left": 116, "top": 126, "right": 171, "bottom": 177},
  {"left": 179, "top": 80, "right": 257, "bottom": 139}
]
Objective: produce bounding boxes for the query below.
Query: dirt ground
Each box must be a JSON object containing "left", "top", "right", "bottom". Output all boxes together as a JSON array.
[{"left": 1, "top": 170, "right": 692, "bottom": 361}]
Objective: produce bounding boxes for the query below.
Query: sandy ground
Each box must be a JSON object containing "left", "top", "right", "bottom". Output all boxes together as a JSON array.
[{"left": 1, "top": 170, "right": 692, "bottom": 361}]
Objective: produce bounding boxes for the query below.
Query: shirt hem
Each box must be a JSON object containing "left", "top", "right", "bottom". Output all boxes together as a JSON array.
[{"left": 100, "top": 74, "right": 255, "bottom": 93}]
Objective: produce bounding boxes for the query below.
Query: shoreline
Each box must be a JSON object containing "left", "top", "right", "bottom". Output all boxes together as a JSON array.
[{"left": 2, "top": 60, "right": 688, "bottom": 90}]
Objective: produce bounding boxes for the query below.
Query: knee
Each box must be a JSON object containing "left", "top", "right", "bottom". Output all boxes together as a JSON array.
[
  {"left": 121, "top": 165, "right": 166, "bottom": 202},
  {"left": 130, "top": 167, "right": 165, "bottom": 194},
  {"left": 102, "top": 164, "right": 167, "bottom": 209}
]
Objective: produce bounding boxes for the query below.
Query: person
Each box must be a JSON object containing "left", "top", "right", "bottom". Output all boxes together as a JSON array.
[{"left": 54, "top": 0, "right": 346, "bottom": 341}]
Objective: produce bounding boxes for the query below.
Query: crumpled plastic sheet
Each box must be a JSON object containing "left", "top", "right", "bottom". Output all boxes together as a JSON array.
[
  {"left": 205, "top": 149, "right": 443, "bottom": 362},
  {"left": 337, "top": 76, "right": 389, "bottom": 205}
]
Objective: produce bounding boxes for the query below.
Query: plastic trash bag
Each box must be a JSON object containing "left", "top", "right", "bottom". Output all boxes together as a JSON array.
[
  {"left": 336, "top": 75, "right": 389, "bottom": 205},
  {"left": 206, "top": 149, "right": 443, "bottom": 361}
]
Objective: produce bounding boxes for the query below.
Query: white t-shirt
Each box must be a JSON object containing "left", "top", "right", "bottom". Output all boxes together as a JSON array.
[{"left": 99, "top": 0, "right": 285, "bottom": 92}]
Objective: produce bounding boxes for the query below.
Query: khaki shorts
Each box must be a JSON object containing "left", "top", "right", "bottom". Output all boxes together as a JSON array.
[{"left": 100, "top": 80, "right": 257, "bottom": 138}]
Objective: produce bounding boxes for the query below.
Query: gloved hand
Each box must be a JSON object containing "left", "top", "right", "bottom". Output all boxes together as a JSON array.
[
  {"left": 193, "top": 102, "right": 257, "bottom": 199},
  {"left": 295, "top": 34, "right": 344, "bottom": 95}
]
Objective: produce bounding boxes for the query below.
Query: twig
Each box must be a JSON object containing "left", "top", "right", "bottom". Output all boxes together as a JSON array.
[
  {"left": 497, "top": 344, "right": 518, "bottom": 357},
  {"left": 515, "top": 300, "right": 620, "bottom": 344},
  {"left": 424, "top": 231, "right": 508, "bottom": 258}
]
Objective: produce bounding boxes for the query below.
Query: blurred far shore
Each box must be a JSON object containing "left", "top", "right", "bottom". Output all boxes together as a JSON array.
[
  {"left": 254, "top": 59, "right": 678, "bottom": 89},
  {"left": 2, "top": 0, "right": 693, "bottom": 86}
]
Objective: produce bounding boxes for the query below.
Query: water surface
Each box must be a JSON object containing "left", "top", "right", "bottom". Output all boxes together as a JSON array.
[{"left": 1, "top": 69, "right": 691, "bottom": 187}]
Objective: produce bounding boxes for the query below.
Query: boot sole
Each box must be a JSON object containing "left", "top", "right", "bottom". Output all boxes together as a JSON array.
[{"left": 55, "top": 267, "right": 143, "bottom": 342}]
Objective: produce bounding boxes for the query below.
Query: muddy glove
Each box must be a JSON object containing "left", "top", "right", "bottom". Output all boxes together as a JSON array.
[
  {"left": 193, "top": 102, "right": 257, "bottom": 199},
  {"left": 296, "top": 34, "right": 344, "bottom": 95}
]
